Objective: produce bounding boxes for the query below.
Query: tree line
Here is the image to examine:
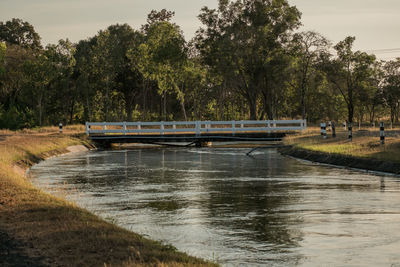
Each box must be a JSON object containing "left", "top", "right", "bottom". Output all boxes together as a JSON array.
[{"left": 1, "top": 0, "right": 400, "bottom": 130}]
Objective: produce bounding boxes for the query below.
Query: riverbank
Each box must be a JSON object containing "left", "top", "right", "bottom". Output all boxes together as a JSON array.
[
  {"left": 0, "top": 127, "right": 216, "bottom": 266},
  {"left": 280, "top": 127, "right": 400, "bottom": 175}
]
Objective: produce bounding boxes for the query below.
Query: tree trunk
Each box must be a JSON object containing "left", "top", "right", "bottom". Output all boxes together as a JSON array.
[
  {"left": 142, "top": 78, "right": 146, "bottom": 120},
  {"left": 246, "top": 86, "right": 258, "bottom": 120},
  {"left": 163, "top": 91, "right": 167, "bottom": 121},
  {"left": 391, "top": 106, "right": 396, "bottom": 124},
  {"left": 370, "top": 104, "right": 375, "bottom": 123},
  {"left": 86, "top": 92, "right": 91, "bottom": 122},
  {"left": 159, "top": 94, "right": 163, "bottom": 119},
  {"left": 83, "top": 78, "right": 91, "bottom": 122},
  {"left": 181, "top": 100, "right": 187, "bottom": 121},
  {"left": 69, "top": 100, "right": 75, "bottom": 124},
  {"left": 194, "top": 93, "right": 199, "bottom": 120},
  {"left": 348, "top": 103, "right": 354, "bottom": 124},
  {"left": 125, "top": 100, "right": 133, "bottom": 122},
  {"left": 300, "top": 78, "right": 307, "bottom": 119},
  {"left": 218, "top": 85, "right": 225, "bottom": 120},
  {"left": 258, "top": 109, "right": 265, "bottom": 120},
  {"left": 219, "top": 97, "right": 224, "bottom": 120},
  {"left": 248, "top": 98, "right": 257, "bottom": 120},
  {"left": 104, "top": 82, "right": 110, "bottom": 121},
  {"left": 38, "top": 93, "right": 43, "bottom": 126},
  {"left": 261, "top": 91, "right": 273, "bottom": 120}
]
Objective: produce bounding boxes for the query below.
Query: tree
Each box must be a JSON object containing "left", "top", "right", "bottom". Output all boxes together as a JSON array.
[
  {"left": 196, "top": 0, "right": 301, "bottom": 120},
  {"left": 180, "top": 53, "right": 209, "bottom": 120},
  {"left": 107, "top": 24, "right": 144, "bottom": 121},
  {"left": 0, "top": 18, "right": 41, "bottom": 49},
  {"left": 90, "top": 30, "right": 117, "bottom": 121},
  {"left": 0, "top": 42, "right": 6, "bottom": 90},
  {"left": 130, "top": 18, "right": 187, "bottom": 120},
  {"left": 355, "top": 61, "right": 382, "bottom": 124},
  {"left": 0, "top": 42, "right": 5, "bottom": 71},
  {"left": 0, "top": 44, "right": 34, "bottom": 110},
  {"left": 324, "top": 37, "right": 376, "bottom": 124},
  {"left": 381, "top": 59, "right": 400, "bottom": 124},
  {"left": 83, "top": 24, "right": 145, "bottom": 121},
  {"left": 22, "top": 51, "right": 54, "bottom": 126},
  {"left": 291, "top": 31, "right": 330, "bottom": 119},
  {"left": 141, "top": 9, "right": 175, "bottom": 32},
  {"left": 74, "top": 37, "right": 100, "bottom": 122},
  {"left": 45, "top": 39, "right": 77, "bottom": 124}
]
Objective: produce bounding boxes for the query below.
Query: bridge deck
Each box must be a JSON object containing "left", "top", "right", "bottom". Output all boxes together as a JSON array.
[
  {"left": 89, "top": 132, "right": 285, "bottom": 146},
  {"left": 86, "top": 120, "right": 306, "bottom": 146}
]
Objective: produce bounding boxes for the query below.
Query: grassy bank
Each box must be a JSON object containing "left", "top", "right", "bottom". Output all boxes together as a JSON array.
[
  {"left": 281, "top": 127, "right": 400, "bottom": 174},
  {"left": 0, "top": 126, "right": 216, "bottom": 267}
]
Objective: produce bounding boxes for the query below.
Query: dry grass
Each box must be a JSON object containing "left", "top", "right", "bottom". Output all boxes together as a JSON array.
[
  {"left": 285, "top": 127, "right": 400, "bottom": 163},
  {"left": 0, "top": 126, "right": 217, "bottom": 267}
]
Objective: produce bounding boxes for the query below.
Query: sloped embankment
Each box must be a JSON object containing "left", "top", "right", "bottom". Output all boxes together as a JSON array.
[
  {"left": 278, "top": 146, "right": 400, "bottom": 175},
  {"left": 0, "top": 130, "right": 216, "bottom": 267}
]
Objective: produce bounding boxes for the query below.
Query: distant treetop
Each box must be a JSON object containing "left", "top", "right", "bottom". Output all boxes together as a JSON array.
[
  {"left": 0, "top": 18, "right": 41, "bottom": 49},
  {"left": 141, "top": 9, "right": 176, "bottom": 33}
]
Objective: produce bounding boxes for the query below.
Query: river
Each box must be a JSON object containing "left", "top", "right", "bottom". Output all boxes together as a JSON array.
[{"left": 30, "top": 148, "right": 400, "bottom": 266}]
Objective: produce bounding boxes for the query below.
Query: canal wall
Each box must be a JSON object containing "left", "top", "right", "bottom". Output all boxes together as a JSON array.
[{"left": 279, "top": 146, "right": 400, "bottom": 175}]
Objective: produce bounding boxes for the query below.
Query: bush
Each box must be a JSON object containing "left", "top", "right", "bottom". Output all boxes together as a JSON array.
[{"left": 0, "top": 106, "right": 34, "bottom": 130}]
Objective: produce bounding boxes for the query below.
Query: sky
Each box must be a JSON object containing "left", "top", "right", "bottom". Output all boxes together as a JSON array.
[{"left": 1, "top": 0, "right": 400, "bottom": 60}]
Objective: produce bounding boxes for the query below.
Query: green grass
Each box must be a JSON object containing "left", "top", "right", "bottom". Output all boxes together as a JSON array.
[{"left": 285, "top": 127, "right": 400, "bottom": 163}]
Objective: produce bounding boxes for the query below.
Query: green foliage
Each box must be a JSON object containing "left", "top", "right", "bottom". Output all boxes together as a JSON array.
[
  {"left": 324, "top": 36, "right": 376, "bottom": 123},
  {"left": 289, "top": 31, "right": 331, "bottom": 119},
  {"left": 0, "top": 105, "right": 34, "bottom": 130},
  {"left": 0, "top": 18, "right": 41, "bottom": 49},
  {"left": 0, "top": 8, "right": 399, "bottom": 130},
  {"left": 0, "top": 42, "right": 5, "bottom": 83},
  {"left": 0, "top": 41, "right": 5, "bottom": 67},
  {"left": 129, "top": 18, "right": 187, "bottom": 120},
  {"left": 196, "top": 0, "right": 301, "bottom": 119},
  {"left": 381, "top": 59, "right": 400, "bottom": 123}
]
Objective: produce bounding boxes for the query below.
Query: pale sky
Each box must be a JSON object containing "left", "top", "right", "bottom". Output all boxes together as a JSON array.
[{"left": 1, "top": 0, "right": 400, "bottom": 60}]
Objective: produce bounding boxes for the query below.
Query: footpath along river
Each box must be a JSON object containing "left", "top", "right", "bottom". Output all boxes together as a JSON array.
[{"left": 30, "top": 148, "right": 400, "bottom": 266}]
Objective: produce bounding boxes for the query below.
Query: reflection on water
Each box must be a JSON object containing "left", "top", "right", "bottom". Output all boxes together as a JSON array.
[{"left": 30, "top": 148, "right": 400, "bottom": 266}]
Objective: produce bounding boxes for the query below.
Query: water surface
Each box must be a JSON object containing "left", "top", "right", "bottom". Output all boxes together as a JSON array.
[{"left": 30, "top": 148, "right": 400, "bottom": 266}]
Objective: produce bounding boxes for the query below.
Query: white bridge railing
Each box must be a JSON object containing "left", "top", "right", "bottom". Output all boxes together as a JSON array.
[{"left": 86, "top": 120, "right": 306, "bottom": 135}]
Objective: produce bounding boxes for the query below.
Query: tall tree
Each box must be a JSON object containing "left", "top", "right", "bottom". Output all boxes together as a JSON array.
[
  {"left": 381, "top": 59, "right": 400, "bottom": 124},
  {"left": 141, "top": 9, "right": 175, "bottom": 32},
  {"left": 0, "top": 42, "right": 6, "bottom": 89},
  {"left": 0, "top": 42, "right": 5, "bottom": 70},
  {"left": 107, "top": 24, "right": 144, "bottom": 121},
  {"left": 74, "top": 36, "right": 101, "bottom": 122},
  {"left": 22, "top": 51, "right": 55, "bottom": 125},
  {"left": 1, "top": 44, "right": 34, "bottom": 110},
  {"left": 91, "top": 30, "right": 116, "bottom": 121},
  {"left": 130, "top": 18, "right": 187, "bottom": 120},
  {"left": 355, "top": 61, "right": 382, "bottom": 124},
  {"left": 45, "top": 39, "right": 77, "bottom": 124},
  {"left": 0, "top": 18, "right": 41, "bottom": 49},
  {"left": 196, "top": 0, "right": 301, "bottom": 120},
  {"left": 291, "top": 31, "right": 330, "bottom": 119},
  {"left": 324, "top": 37, "right": 376, "bottom": 124},
  {"left": 86, "top": 24, "right": 145, "bottom": 121},
  {"left": 180, "top": 52, "right": 209, "bottom": 120}
]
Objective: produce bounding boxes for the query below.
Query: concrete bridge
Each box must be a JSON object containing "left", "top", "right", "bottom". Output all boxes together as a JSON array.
[{"left": 86, "top": 120, "right": 306, "bottom": 147}]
